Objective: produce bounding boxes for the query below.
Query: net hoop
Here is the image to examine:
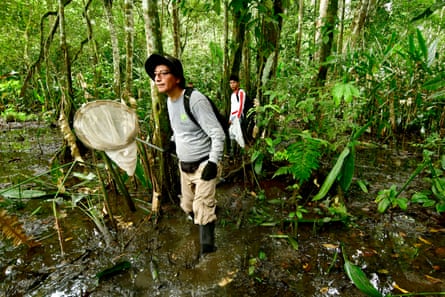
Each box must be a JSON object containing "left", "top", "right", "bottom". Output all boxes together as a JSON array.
[{"left": 73, "top": 100, "right": 139, "bottom": 151}]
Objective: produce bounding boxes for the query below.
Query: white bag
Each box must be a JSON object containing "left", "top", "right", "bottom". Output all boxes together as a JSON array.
[{"left": 229, "top": 117, "right": 245, "bottom": 148}]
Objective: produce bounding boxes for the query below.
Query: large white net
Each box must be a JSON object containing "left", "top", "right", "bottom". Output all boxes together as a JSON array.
[{"left": 74, "top": 100, "right": 139, "bottom": 176}]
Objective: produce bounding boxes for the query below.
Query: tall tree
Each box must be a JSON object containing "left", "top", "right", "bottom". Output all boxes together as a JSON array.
[
  {"left": 172, "top": 0, "right": 181, "bottom": 57},
  {"left": 103, "top": 0, "right": 121, "bottom": 98},
  {"left": 255, "top": 0, "right": 284, "bottom": 103},
  {"left": 123, "top": 0, "right": 135, "bottom": 106},
  {"left": 229, "top": 0, "right": 248, "bottom": 77},
  {"left": 315, "top": 0, "right": 338, "bottom": 83},
  {"left": 348, "top": 0, "right": 377, "bottom": 50},
  {"left": 57, "top": 0, "right": 73, "bottom": 107},
  {"left": 337, "top": 0, "right": 346, "bottom": 56},
  {"left": 142, "top": 0, "right": 179, "bottom": 215},
  {"left": 222, "top": 0, "right": 231, "bottom": 119},
  {"left": 296, "top": 0, "right": 304, "bottom": 59}
]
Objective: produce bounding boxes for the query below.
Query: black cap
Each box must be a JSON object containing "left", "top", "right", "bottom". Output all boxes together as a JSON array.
[{"left": 145, "top": 53, "right": 185, "bottom": 88}]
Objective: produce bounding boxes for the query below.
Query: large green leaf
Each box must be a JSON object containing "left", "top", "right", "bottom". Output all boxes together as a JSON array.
[
  {"left": 344, "top": 259, "right": 383, "bottom": 297},
  {"left": 416, "top": 28, "right": 428, "bottom": 61},
  {"left": 1, "top": 189, "right": 47, "bottom": 199},
  {"left": 339, "top": 145, "right": 355, "bottom": 192},
  {"left": 312, "top": 147, "right": 350, "bottom": 201}
]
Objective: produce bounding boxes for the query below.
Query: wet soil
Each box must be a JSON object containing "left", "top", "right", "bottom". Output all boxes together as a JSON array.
[{"left": 1, "top": 121, "right": 445, "bottom": 297}]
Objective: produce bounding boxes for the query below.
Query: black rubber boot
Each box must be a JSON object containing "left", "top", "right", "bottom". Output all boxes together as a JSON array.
[{"left": 199, "top": 222, "right": 215, "bottom": 256}]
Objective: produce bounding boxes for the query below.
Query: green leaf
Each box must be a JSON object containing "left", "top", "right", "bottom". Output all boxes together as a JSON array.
[
  {"left": 331, "top": 82, "right": 360, "bottom": 106},
  {"left": 72, "top": 172, "right": 96, "bottom": 181},
  {"left": 312, "top": 147, "right": 350, "bottom": 201},
  {"left": 396, "top": 197, "right": 409, "bottom": 211},
  {"left": 422, "top": 74, "right": 445, "bottom": 91},
  {"left": 2, "top": 189, "right": 47, "bottom": 199},
  {"left": 339, "top": 145, "right": 355, "bottom": 192},
  {"left": 411, "top": 191, "right": 430, "bottom": 203},
  {"left": 416, "top": 28, "right": 428, "bottom": 61},
  {"left": 436, "top": 202, "right": 445, "bottom": 213},
  {"left": 134, "top": 160, "right": 149, "bottom": 188},
  {"left": 344, "top": 260, "right": 383, "bottom": 297},
  {"left": 377, "top": 198, "right": 391, "bottom": 213},
  {"left": 96, "top": 261, "right": 131, "bottom": 281},
  {"left": 287, "top": 236, "right": 299, "bottom": 250},
  {"left": 357, "top": 180, "right": 369, "bottom": 193},
  {"left": 332, "top": 83, "right": 343, "bottom": 106}
]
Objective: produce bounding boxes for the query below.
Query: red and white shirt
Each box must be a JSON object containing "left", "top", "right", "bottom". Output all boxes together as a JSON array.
[{"left": 230, "top": 88, "right": 246, "bottom": 122}]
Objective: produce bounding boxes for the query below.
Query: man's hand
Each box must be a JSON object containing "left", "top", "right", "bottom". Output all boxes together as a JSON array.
[
  {"left": 165, "top": 140, "right": 176, "bottom": 155},
  {"left": 201, "top": 161, "right": 218, "bottom": 180}
]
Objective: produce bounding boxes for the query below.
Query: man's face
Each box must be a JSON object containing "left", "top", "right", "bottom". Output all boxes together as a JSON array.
[
  {"left": 154, "top": 65, "right": 178, "bottom": 93},
  {"left": 230, "top": 80, "right": 239, "bottom": 91}
]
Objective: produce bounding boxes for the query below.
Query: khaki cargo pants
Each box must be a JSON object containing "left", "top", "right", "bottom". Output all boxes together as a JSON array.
[{"left": 179, "top": 161, "right": 220, "bottom": 225}]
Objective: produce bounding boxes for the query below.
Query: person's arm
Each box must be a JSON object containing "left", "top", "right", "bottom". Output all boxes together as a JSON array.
[
  {"left": 191, "top": 93, "right": 225, "bottom": 164},
  {"left": 236, "top": 89, "right": 245, "bottom": 119}
]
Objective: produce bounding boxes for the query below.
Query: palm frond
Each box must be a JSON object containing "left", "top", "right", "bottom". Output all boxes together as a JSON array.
[{"left": 0, "top": 209, "right": 39, "bottom": 247}]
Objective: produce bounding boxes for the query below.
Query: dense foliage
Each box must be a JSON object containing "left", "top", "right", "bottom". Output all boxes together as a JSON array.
[{"left": 1, "top": 0, "right": 444, "bottom": 216}]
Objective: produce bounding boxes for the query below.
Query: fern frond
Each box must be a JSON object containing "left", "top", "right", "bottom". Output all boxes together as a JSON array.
[
  {"left": 0, "top": 209, "right": 40, "bottom": 247},
  {"left": 273, "top": 136, "right": 325, "bottom": 184}
]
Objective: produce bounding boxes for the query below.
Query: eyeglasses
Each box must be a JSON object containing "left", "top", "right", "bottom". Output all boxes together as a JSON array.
[{"left": 153, "top": 70, "right": 171, "bottom": 77}]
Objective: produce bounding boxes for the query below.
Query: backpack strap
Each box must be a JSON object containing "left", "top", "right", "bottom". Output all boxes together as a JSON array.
[{"left": 183, "top": 87, "right": 200, "bottom": 127}]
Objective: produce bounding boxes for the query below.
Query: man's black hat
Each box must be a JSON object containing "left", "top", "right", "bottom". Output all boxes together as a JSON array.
[{"left": 145, "top": 53, "right": 185, "bottom": 87}]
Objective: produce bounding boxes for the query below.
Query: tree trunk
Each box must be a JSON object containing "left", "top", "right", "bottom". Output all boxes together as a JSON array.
[
  {"left": 172, "top": 0, "right": 181, "bottom": 57},
  {"left": 222, "top": 0, "right": 230, "bottom": 121},
  {"left": 314, "top": 0, "right": 328, "bottom": 62},
  {"left": 82, "top": 0, "right": 101, "bottom": 99},
  {"left": 142, "top": 0, "right": 179, "bottom": 216},
  {"left": 255, "top": 0, "right": 284, "bottom": 104},
  {"left": 296, "top": 0, "right": 304, "bottom": 60},
  {"left": 57, "top": 0, "right": 74, "bottom": 119},
  {"left": 123, "top": 0, "right": 135, "bottom": 107},
  {"left": 103, "top": 0, "right": 121, "bottom": 98},
  {"left": 242, "top": 31, "right": 251, "bottom": 94},
  {"left": 348, "top": 0, "right": 376, "bottom": 49},
  {"left": 337, "top": 0, "right": 346, "bottom": 56},
  {"left": 315, "top": 0, "right": 338, "bottom": 84},
  {"left": 229, "top": 0, "right": 247, "bottom": 77},
  {"left": 19, "top": 7, "right": 61, "bottom": 100}
]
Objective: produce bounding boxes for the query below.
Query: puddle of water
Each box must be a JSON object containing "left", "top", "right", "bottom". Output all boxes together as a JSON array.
[
  {"left": 0, "top": 121, "right": 62, "bottom": 188},
  {"left": 1, "top": 124, "right": 445, "bottom": 297}
]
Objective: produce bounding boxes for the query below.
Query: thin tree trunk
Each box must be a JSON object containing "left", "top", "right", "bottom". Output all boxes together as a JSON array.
[
  {"left": 315, "top": 0, "right": 338, "bottom": 84},
  {"left": 314, "top": 0, "right": 328, "bottom": 62},
  {"left": 57, "top": 0, "right": 74, "bottom": 120},
  {"left": 19, "top": 8, "right": 61, "bottom": 99},
  {"left": 337, "top": 0, "right": 345, "bottom": 56},
  {"left": 348, "top": 0, "right": 376, "bottom": 49},
  {"left": 222, "top": 0, "right": 230, "bottom": 118},
  {"left": 142, "top": 0, "right": 179, "bottom": 215},
  {"left": 255, "top": 0, "right": 284, "bottom": 104},
  {"left": 242, "top": 31, "right": 251, "bottom": 94},
  {"left": 229, "top": 0, "right": 248, "bottom": 77},
  {"left": 104, "top": 0, "right": 121, "bottom": 98},
  {"left": 296, "top": 0, "right": 304, "bottom": 60},
  {"left": 82, "top": 0, "right": 101, "bottom": 99},
  {"left": 124, "top": 0, "right": 136, "bottom": 107},
  {"left": 311, "top": 0, "right": 319, "bottom": 62},
  {"left": 172, "top": 0, "right": 181, "bottom": 57}
]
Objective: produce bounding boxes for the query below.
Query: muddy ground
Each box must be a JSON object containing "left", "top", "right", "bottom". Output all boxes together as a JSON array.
[{"left": 1, "top": 121, "right": 445, "bottom": 297}]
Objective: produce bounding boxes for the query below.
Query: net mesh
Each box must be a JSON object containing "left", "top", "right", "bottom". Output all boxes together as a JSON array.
[{"left": 74, "top": 100, "right": 139, "bottom": 175}]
